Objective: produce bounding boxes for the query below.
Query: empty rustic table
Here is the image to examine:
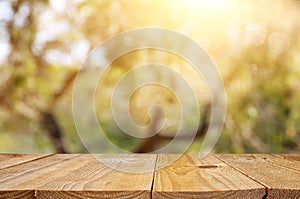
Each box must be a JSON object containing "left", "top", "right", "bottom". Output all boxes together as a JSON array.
[{"left": 0, "top": 154, "right": 299, "bottom": 198}]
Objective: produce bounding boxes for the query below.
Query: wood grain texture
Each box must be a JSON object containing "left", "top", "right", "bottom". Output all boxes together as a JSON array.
[
  {"left": 265, "top": 154, "right": 300, "bottom": 172},
  {"left": 36, "top": 154, "right": 156, "bottom": 199},
  {"left": 0, "top": 190, "right": 34, "bottom": 199},
  {"left": 215, "top": 154, "right": 300, "bottom": 199},
  {"left": 279, "top": 154, "right": 300, "bottom": 162},
  {"left": 153, "top": 154, "right": 265, "bottom": 199},
  {"left": 0, "top": 154, "right": 299, "bottom": 198},
  {"left": 0, "top": 154, "right": 156, "bottom": 199},
  {"left": 0, "top": 154, "right": 79, "bottom": 199},
  {"left": 0, "top": 154, "right": 51, "bottom": 170}
]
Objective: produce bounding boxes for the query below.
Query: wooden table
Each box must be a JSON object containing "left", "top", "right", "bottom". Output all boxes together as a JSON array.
[{"left": 0, "top": 154, "right": 299, "bottom": 199}]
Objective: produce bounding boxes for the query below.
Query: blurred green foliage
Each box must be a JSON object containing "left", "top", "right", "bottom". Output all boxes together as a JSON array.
[{"left": 0, "top": 0, "right": 299, "bottom": 153}]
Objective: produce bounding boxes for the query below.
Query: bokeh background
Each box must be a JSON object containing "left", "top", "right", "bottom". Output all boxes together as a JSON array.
[{"left": 0, "top": 0, "right": 299, "bottom": 153}]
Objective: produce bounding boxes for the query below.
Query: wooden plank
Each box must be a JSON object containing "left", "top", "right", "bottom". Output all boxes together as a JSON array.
[
  {"left": 1, "top": 154, "right": 299, "bottom": 198},
  {"left": 264, "top": 154, "right": 300, "bottom": 172},
  {"left": 35, "top": 154, "right": 156, "bottom": 199},
  {"left": 0, "top": 154, "right": 80, "bottom": 199},
  {"left": 0, "top": 154, "right": 156, "bottom": 199},
  {"left": 0, "top": 190, "right": 34, "bottom": 199},
  {"left": 0, "top": 154, "right": 51, "bottom": 170},
  {"left": 153, "top": 154, "right": 265, "bottom": 199},
  {"left": 279, "top": 154, "right": 300, "bottom": 162},
  {"left": 215, "top": 154, "right": 300, "bottom": 199}
]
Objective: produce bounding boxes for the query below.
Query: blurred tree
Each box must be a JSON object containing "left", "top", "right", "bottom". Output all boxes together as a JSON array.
[
  {"left": 0, "top": 0, "right": 80, "bottom": 153},
  {"left": 0, "top": 0, "right": 299, "bottom": 153},
  {"left": 223, "top": 18, "right": 300, "bottom": 153}
]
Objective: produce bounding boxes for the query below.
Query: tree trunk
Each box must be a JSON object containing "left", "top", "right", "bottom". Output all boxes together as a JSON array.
[{"left": 41, "top": 112, "right": 68, "bottom": 153}]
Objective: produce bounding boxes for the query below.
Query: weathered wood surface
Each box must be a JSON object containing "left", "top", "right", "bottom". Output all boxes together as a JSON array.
[
  {"left": 215, "top": 154, "right": 300, "bottom": 199},
  {"left": 0, "top": 154, "right": 299, "bottom": 198},
  {"left": 153, "top": 154, "right": 265, "bottom": 199},
  {"left": 279, "top": 154, "right": 300, "bottom": 162},
  {"left": 0, "top": 154, "right": 51, "bottom": 170},
  {"left": 0, "top": 154, "right": 156, "bottom": 199}
]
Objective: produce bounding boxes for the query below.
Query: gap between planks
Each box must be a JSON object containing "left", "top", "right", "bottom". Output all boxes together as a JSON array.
[{"left": 150, "top": 155, "right": 158, "bottom": 199}]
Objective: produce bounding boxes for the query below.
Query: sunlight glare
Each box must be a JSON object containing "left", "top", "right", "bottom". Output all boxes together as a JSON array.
[{"left": 184, "top": 0, "right": 231, "bottom": 13}]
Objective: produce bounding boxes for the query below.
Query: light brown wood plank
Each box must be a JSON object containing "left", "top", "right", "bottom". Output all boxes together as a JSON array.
[
  {"left": 36, "top": 154, "right": 156, "bottom": 199},
  {"left": 36, "top": 190, "right": 148, "bottom": 199},
  {"left": 153, "top": 154, "right": 265, "bottom": 199},
  {"left": 0, "top": 154, "right": 156, "bottom": 199},
  {"left": 0, "top": 154, "right": 80, "bottom": 198},
  {"left": 0, "top": 154, "right": 51, "bottom": 170},
  {"left": 264, "top": 154, "right": 300, "bottom": 172},
  {"left": 215, "top": 154, "right": 300, "bottom": 199},
  {"left": 279, "top": 154, "right": 300, "bottom": 162}
]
